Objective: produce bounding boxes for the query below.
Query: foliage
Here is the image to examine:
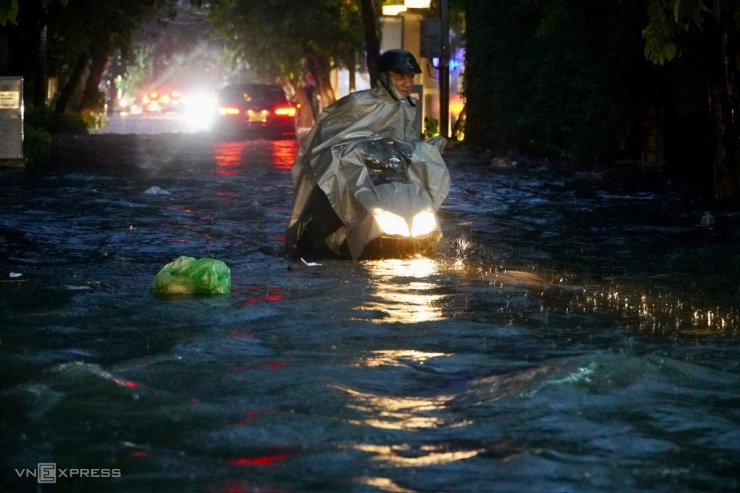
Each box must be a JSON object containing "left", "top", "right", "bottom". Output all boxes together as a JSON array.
[
  {"left": 0, "top": 0, "right": 66, "bottom": 26},
  {"left": 24, "top": 105, "right": 87, "bottom": 134},
  {"left": 642, "top": 0, "right": 709, "bottom": 65},
  {"left": 207, "top": 0, "right": 364, "bottom": 85},
  {"left": 641, "top": 0, "right": 740, "bottom": 200},
  {"left": 0, "top": 0, "right": 19, "bottom": 25},
  {"left": 46, "top": 0, "right": 162, "bottom": 111},
  {"left": 424, "top": 116, "right": 439, "bottom": 138},
  {"left": 464, "top": 0, "right": 649, "bottom": 164},
  {"left": 22, "top": 124, "right": 52, "bottom": 164},
  {"left": 125, "top": 3, "right": 217, "bottom": 91},
  {"left": 22, "top": 104, "right": 87, "bottom": 164}
]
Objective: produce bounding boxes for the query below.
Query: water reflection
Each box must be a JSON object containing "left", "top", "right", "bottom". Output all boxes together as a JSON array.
[
  {"left": 358, "top": 476, "right": 415, "bottom": 493},
  {"left": 211, "top": 139, "right": 298, "bottom": 174},
  {"left": 351, "top": 443, "right": 481, "bottom": 467},
  {"left": 357, "top": 258, "right": 445, "bottom": 323},
  {"left": 358, "top": 349, "right": 448, "bottom": 367},
  {"left": 441, "top": 232, "right": 739, "bottom": 336},
  {"left": 211, "top": 141, "right": 247, "bottom": 175},
  {"left": 573, "top": 287, "right": 739, "bottom": 335},
  {"left": 269, "top": 139, "right": 299, "bottom": 170},
  {"left": 341, "top": 385, "right": 455, "bottom": 430}
]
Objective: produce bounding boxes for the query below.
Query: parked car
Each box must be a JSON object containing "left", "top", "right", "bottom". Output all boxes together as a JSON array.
[{"left": 212, "top": 83, "right": 297, "bottom": 139}]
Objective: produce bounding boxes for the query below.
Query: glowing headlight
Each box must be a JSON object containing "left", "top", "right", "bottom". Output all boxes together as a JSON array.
[
  {"left": 373, "top": 209, "right": 410, "bottom": 237},
  {"left": 411, "top": 210, "right": 437, "bottom": 237},
  {"left": 373, "top": 209, "right": 438, "bottom": 237}
]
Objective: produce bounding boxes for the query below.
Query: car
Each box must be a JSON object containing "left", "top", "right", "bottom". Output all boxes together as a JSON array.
[
  {"left": 212, "top": 83, "right": 297, "bottom": 139},
  {"left": 135, "top": 89, "right": 182, "bottom": 113}
]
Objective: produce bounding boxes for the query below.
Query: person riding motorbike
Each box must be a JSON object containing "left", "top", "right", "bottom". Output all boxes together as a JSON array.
[{"left": 285, "top": 49, "right": 449, "bottom": 259}]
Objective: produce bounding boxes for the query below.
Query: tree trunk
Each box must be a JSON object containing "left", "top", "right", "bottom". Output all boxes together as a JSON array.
[
  {"left": 703, "top": 3, "right": 739, "bottom": 201},
  {"left": 79, "top": 33, "right": 111, "bottom": 114},
  {"left": 55, "top": 50, "right": 88, "bottom": 114},
  {"left": 360, "top": 0, "right": 380, "bottom": 86},
  {"left": 289, "top": 76, "right": 315, "bottom": 129},
  {"left": 33, "top": 24, "right": 48, "bottom": 107},
  {"left": 1, "top": 12, "right": 47, "bottom": 108},
  {"left": 0, "top": 1, "right": 49, "bottom": 107},
  {"left": 306, "top": 53, "right": 335, "bottom": 111},
  {"left": 348, "top": 52, "right": 356, "bottom": 93}
]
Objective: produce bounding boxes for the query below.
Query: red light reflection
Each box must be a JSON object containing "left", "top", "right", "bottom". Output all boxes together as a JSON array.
[
  {"left": 222, "top": 481, "right": 285, "bottom": 493},
  {"left": 228, "top": 328, "right": 258, "bottom": 339},
  {"left": 265, "top": 361, "right": 289, "bottom": 370},
  {"left": 236, "top": 409, "right": 260, "bottom": 425},
  {"left": 211, "top": 139, "right": 298, "bottom": 174},
  {"left": 242, "top": 286, "right": 284, "bottom": 307},
  {"left": 269, "top": 140, "right": 299, "bottom": 170},
  {"left": 112, "top": 378, "right": 137, "bottom": 389},
  {"left": 212, "top": 141, "right": 248, "bottom": 176},
  {"left": 227, "top": 454, "right": 291, "bottom": 466},
  {"left": 230, "top": 360, "right": 290, "bottom": 373}
]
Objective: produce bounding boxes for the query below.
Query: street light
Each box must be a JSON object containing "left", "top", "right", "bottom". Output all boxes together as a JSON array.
[{"left": 439, "top": 0, "right": 450, "bottom": 139}]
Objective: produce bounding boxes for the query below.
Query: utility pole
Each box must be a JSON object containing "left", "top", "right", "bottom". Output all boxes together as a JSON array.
[{"left": 439, "top": 0, "right": 450, "bottom": 139}]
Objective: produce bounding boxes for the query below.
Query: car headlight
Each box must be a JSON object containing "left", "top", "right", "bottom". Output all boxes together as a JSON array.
[
  {"left": 373, "top": 209, "right": 410, "bottom": 237},
  {"left": 411, "top": 209, "right": 437, "bottom": 237}
]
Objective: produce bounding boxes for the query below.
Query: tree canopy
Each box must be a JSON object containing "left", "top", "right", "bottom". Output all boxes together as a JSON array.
[
  {"left": 207, "top": 0, "right": 366, "bottom": 110},
  {"left": 2, "top": 0, "right": 738, "bottom": 200},
  {"left": 463, "top": 0, "right": 739, "bottom": 201}
]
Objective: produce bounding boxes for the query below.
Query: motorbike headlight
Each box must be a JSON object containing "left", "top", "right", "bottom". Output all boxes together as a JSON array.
[
  {"left": 411, "top": 210, "right": 438, "bottom": 237},
  {"left": 373, "top": 208, "right": 410, "bottom": 237}
]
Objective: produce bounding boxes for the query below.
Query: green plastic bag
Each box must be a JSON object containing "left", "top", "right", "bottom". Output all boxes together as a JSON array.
[{"left": 152, "top": 256, "right": 231, "bottom": 295}]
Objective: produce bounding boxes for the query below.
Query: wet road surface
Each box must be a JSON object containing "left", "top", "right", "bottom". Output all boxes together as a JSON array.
[{"left": 1, "top": 128, "right": 738, "bottom": 492}]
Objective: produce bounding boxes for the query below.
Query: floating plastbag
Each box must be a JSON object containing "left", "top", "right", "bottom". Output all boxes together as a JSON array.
[{"left": 152, "top": 256, "right": 231, "bottom": 295}]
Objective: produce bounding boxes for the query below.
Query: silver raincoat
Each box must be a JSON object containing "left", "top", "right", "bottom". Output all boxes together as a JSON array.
[{"left": 285, "top": 72, "right": 451, "bottom": 259}]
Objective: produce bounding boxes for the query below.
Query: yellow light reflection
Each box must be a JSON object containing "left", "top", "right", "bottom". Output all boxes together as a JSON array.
[
  {"left": 581, "top": 288, "right": 738, "bottom": 335},
  {"left": 338, "top": 385, "right": 470, "bottom": 431},
  {"left": 358, "top": 477, "right": 415, "bottom": 493},
  {"left": 359, "top": 349, "right": 448, "bottom": 368},
  {"left": 350, "top": 443, "right": 482, "bottom": 467},
  {"left": 358, "top": 258, "right": 444, "bottom": 323}
]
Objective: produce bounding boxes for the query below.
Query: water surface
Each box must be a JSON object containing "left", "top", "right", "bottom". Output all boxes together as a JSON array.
[{"left": 1, "top": 134, "right": 737, "bottom": 492}]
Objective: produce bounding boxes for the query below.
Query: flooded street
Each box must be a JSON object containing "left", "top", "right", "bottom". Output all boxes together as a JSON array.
[{"left": 1, "top": 124, "right": 738, "bottom": 492}]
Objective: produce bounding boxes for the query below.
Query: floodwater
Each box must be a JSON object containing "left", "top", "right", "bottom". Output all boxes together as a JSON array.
[{"left": 1, "top": 125, "right": 738, "bottom": 493}]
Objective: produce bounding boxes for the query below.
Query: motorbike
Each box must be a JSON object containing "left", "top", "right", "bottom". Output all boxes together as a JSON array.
[{"left": 288, "top": 136, "right": 450, "bottom": 260}]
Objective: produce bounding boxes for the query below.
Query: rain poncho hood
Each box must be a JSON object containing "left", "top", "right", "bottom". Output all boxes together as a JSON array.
[{"left": 285, "top": 72, "right": 450, "bottom": 259}]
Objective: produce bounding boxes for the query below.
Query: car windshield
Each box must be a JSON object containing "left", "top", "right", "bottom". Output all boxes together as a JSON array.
[{"left": 219, "top": 85, "right": 286, "bottom": 104}]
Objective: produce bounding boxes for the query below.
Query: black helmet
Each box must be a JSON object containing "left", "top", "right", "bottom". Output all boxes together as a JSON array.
[{"left": 378, "top": 49, "right": 422, "bottom": 75}]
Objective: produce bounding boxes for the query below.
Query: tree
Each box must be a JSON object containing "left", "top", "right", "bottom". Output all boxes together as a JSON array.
[
  {"left": 0, "top": 0, "right": 68, "bottom": 107},
  {"left": 642, "top": 0, "right": 740, "bottom": 201},
  {"left": 360, "top": 0, "right": 381, "bottom": 87},
  {"left": 0, "top": 0, "right": 67, "bottom": 26},
  {"left": 48, "top": 0, "right": 164, "bottom": 115},
  {"left": 207, "top": 0, "right": 365, "bottom": 122},
  {"left": 464, "top": 0, "right": 648, "bottom": 163},
  {"left": 0, "top": 0, "right": 180, "bottom": 118}
]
